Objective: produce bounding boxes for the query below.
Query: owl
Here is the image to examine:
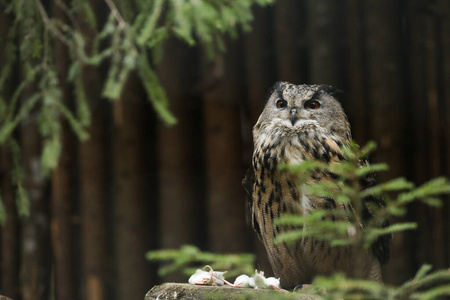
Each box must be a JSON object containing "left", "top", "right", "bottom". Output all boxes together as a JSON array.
[{"left": 243, "top": 82, "right": 390, "bottom": 288}]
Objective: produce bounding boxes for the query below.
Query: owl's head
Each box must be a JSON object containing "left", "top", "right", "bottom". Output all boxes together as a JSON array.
[{"left": 254, "top": 81, "right": 351, "bottom": 142}]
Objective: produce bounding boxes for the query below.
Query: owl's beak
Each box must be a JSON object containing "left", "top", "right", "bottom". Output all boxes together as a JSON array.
[{"left": 290, "top": 108, "right": 298, "bottom": 125}]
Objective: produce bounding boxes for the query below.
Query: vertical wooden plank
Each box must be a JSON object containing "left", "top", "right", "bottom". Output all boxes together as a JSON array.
[
  {"left": 19, "top": 5, "right": 52, "bottom": 295},
  {"left": 407, "top": 0, "right": 432, "bottom": 276},
  {"left": 421, "top": 1, "right": 446, "bottom": 269},
  {"left": 50, "top": 2, "right": 80, "bottom": 299},
  {"left": 273, "top": 0, "right": 306, "bottom": 83},
  {"left": 423, "top": 9, "right": 442, "bottom": 179},
  {"left": 202, "top": 42, "right": 248, "bottom": 253},
  {"left": 404, "top": 1, "right": 429, "bottom": 275},
  {"left": 364, "top": 0, "right": 406, "bottom": 179},
  {"left": 77, "top": 2, "right": 112, "bottom": 300},
  {"left": 20, "top": 107, "right": 52, "bottom": 300},
  {"left": 79, "top": 89, "right": 111, "bottom": 300},
  {"left": 363, "top": 0, "right": 410, "bottom": 284},
  {"left": 0, "top": 146, "right": 20, "bottom": 299},
  {"left": 157, "top": 39, "right": 203, "bottom": 281},
  {"left": 306, "top": 0, "right": 345, "bottom": 87},
  {"left": 50, "top": 132, "right": 76, "bottom": 300},
  {"left": 0, "top": 10, "right": 20, "bottom": 300},
  {"left": 244, "top": 6, "right": 276, "bottom": 125},
  {"left": 113, "top": 78, "right": 152, "bottom": 300},
  {"left": 438, "top": 0, "right": 450, "bottom": 268},
  {"left": 243, "top": 5, "right": 276, "bottom": 276},
  {"left": 50, "top": 2, "right": 77, "bottom": 298},
  {"left": 405, "top": 0, "right": 428, "bottom": 185},
  {"left": 344, "top": 0, "right": 370, "bottom": 143}
]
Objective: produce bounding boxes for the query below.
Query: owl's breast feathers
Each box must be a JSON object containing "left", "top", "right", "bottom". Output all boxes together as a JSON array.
[{"left": 243, "top": 126, "right": 390, "bottom": 285}]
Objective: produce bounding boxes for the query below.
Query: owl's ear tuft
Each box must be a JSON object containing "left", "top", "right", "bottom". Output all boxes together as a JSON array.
[
  {"left": 318, "top": 84, "right": 345, "bottom": 101},
  {"left": 270, "top": 81, "right": 284, "bottom": 92},
  {"left": 265, "top": 81, "right": 284, "bottom": 102}
]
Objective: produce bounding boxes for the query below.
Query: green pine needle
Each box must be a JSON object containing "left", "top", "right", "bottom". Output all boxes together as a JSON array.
[{"left": 147, "top": 245, "right": 255, "bottom": 278}]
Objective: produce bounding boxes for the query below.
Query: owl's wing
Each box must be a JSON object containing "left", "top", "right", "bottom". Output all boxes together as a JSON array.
[
  {"left": 360, "top": 169, "right": 391, "bottom": 265},
  {"left": 242, "top": 168, "right": 262, "bottom": 241}
]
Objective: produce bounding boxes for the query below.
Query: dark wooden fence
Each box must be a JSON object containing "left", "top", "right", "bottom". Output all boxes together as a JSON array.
[{"left": 1, "top": 1, "right": 450, "bottom": 300}]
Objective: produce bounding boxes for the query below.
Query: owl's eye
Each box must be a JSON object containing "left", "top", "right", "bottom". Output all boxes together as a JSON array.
[
  {"left": 304, "top": 100, "right": 321, "bottom": 110},
  {"left": 276, "top": 99, "right": 287, "bottom": 109}
]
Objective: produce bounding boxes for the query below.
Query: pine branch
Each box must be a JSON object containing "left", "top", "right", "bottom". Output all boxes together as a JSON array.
[{"left": 147, "top": 245, "right": 255, "bottom": 279}]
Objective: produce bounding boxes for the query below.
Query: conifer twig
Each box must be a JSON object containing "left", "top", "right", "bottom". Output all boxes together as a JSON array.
[
  {"left": 33, "top": 0, "right": 70, "bottom": 45},
  {"left": 104, "top": 0, "right": 128, "bottom": 29}
]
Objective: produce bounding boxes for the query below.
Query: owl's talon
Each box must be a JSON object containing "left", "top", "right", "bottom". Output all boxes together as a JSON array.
[
  {"left": 293, "top": 284, "right": 304, "bottom": 292},
  {"left": 294, "top": 284, "right": 313, "bottom": 292}
]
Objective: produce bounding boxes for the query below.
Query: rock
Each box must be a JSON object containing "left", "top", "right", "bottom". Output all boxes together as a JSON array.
[{"left": 145, "top": 282, "right": 291, "bottom": 300}]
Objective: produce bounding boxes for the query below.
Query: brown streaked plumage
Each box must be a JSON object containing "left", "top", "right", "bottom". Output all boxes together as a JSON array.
[{"left": 243, "top": 82, "right": 390, "bottom": 288}]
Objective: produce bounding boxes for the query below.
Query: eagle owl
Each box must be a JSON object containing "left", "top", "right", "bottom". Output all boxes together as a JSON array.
[{"left": 243, "top": 82, "right": 390, "bottom": 288}]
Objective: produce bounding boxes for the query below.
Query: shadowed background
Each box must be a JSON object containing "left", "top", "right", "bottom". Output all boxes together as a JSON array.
[{"left": 1, "top": 1, "right": 450, "bottom": 300}]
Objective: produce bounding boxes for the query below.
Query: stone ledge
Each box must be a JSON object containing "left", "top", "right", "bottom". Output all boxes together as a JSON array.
[{"left": 145, "top": 282, "right": 310, "bottom": 300}]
